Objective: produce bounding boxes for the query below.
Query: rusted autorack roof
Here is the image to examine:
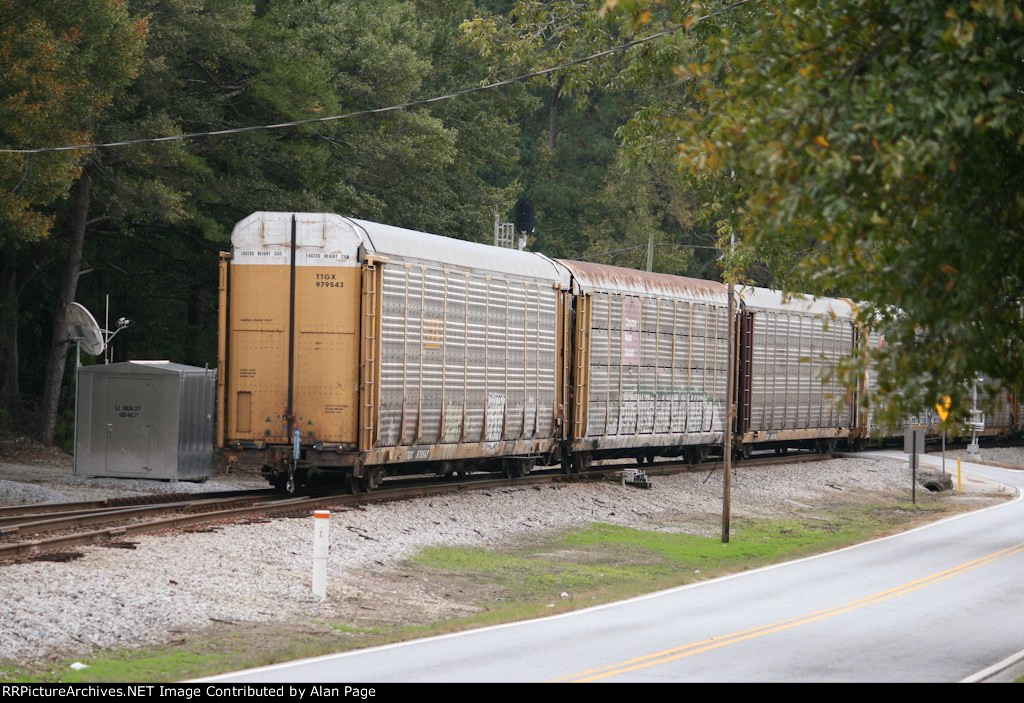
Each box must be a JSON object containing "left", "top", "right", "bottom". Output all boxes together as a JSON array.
[{"left": 557, "top": 259, "right": 729, "bottom": 304}]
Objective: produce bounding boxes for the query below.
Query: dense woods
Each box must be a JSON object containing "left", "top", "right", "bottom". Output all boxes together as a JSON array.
[{"left": 1, "top": 0, "right": 1021, "bottom": 443}]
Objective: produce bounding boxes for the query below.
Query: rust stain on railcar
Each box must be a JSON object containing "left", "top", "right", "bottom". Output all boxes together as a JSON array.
[{"left": 558, "top": 260, "right": 728, "bottom": 302}]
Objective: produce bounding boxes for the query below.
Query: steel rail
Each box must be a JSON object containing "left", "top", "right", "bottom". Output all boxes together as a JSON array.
[
  {"left": 0, "top": 494, "right": 288, "bottom": 536},
  {"left": 0, "top": 488, "right": 279, "bottom": 518},
  {"left": 0, "top": 452, "right": 833, "bottom": 563}
]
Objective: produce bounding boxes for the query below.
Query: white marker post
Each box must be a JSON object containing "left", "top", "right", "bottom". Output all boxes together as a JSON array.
[{"left": 312, "top": 510, "right": 330, "bottom": 600}]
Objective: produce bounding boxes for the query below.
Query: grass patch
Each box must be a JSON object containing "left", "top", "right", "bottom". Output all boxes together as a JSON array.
[
  {"left": 411, "top": 501, "right": 948, "bottom": 605},
  {"left": 331, "top": 624, "right": 382, "bottom": 636},
  {"left": 0, "top": 622, "right": 394, "bottom": 683},
  {"left": 2, "top": 648, "right": 222, "bottom": 683},
  {"left": 412, "top": 543, "right": 659, "bottom": 597}
]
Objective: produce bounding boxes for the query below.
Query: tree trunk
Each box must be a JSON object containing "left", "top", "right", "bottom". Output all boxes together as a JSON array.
[
  {"left": 0, "top": 243, "right": 18, "bottom": 416},
  {"left": 548, "top": 80, "right": 562, "bottom": 150},
  {"left": 38, "top": 169, "right": 92, "bottom": 446}
]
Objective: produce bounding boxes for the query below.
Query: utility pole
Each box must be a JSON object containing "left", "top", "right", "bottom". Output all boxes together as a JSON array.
[{"left": 722, "top": 230, "right": 736, "bottom": 544}]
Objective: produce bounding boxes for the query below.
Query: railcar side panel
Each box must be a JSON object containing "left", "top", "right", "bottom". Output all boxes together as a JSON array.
[
  {"left": 584, "top": 294, "right": 729, "bottom": 444},
  {"left": 859, "top": 329, "right": 884, "bottom": 438},
  {"left": 741, "top": 288, "right": 855, "bottom": 444},
  {"left": 974, "top": 385, "right": 1017, "bottom": 436},
  {"left": 352, "top": 219, "right": 569, "bottom": 467},
  {"left": 560, "top": 261, "right": 730, "bottom": 454},
  {"left": 747, "top": 311, "right": 854, "bottom": 432},
  {"left": 371, "top": 264, "right": 560, "bottom": 456}
]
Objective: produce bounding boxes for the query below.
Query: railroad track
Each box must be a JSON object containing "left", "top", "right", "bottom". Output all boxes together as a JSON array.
[
  {"left": 0, "top": 488, "right": 279, "bottom": 518},
  {"left": 0, "top": 450, "right": 831, "bottom": 564}
]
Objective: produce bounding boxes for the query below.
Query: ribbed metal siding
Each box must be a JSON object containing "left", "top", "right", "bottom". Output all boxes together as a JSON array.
[
  {"left": 978, "top": 386, "right": 1014, "bottom": 431},
  {"left": 748, "top": 310, "right": 853, "bottom": 432},
  {"left": 376, "top": 264, "right": 558, "bottom": 448},
  {"left": 176, "top": 367, "right": 217, "bottom": 476},
  {"left": 865, "top": 330, "right": 882, "bottom": 433},
  {"left": 586, "top": 293, "right": 728, "bottom": 443}
]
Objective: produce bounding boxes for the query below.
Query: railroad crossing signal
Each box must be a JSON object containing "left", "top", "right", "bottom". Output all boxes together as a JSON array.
[{"left": 936, "top": 396, "right": 952, "bottom": 422}]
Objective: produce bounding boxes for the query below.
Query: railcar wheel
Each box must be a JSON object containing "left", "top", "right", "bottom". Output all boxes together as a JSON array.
[
  {"left": 561, "top": 455, "right": 575, "bottom": 475},
  {"left": 815, "top": 439, "right": 837, "bottom": 455},
  {"left": 571, "top": 453, "right": 592, "bottom": 473},
  {"left": 346, "top": 474, "right": 357, "bottom": 494},
  {"left": 504, "top": 458, "right": 532, "bottom": 479},
  {"left": 359, "top": 466, "right": 384, "bottom": 492}
]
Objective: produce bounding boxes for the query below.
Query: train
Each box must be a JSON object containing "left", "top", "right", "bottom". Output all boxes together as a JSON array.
[{"left": 216, "top": 212, "right": 1019, "bottom": 492}]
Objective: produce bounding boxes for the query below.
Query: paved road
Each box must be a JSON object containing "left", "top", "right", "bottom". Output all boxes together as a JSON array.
[{"left": 206, "top": 453, "right": 1024, "bottom": 682}]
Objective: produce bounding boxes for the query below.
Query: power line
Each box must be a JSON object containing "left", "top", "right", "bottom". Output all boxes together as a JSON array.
[
  {"left": 589, "top": 243, "right": 724, "bottom": 261},
  {"left": 0, "top": 0, "right": 755, "bottom": 155}
]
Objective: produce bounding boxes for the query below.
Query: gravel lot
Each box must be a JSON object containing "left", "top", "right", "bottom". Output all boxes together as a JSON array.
[
  {"left": 938, "top": 445, "right": 1024, "bottom": 470},
  {"left": 0, "top": 440, "right": 1019, "bottom": 666}
]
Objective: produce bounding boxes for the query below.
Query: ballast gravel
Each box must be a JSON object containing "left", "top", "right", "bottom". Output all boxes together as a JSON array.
[{"left": 0, "top": 447, "right": 1018, "bottom": 666}]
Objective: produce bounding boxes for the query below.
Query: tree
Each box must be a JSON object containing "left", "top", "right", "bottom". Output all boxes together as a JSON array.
[
  {"left": 0, "top": 0, "right": 146, "bottom": 429},
  {"left": 410, "top": 0, "right": 533, "bottom": 239},
  {"left": 461, "top": 0, "right": 628, "bottom": 149},
  {"left": 6, "top": 0, "right": 537, "bottom": 443},
  {"left": 460, "top": 0, "right": 710, "bottom": 273},
  {"left": 660, "top": 0, "right": 1024, "bottom": 422}
]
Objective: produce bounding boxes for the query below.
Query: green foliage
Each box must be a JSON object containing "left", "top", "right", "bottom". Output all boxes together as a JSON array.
[
  {"left": 460, "top": 0, "right": 625, "bottom": 104},
  {"left": 412, "top": 0, "right": 533, "bottom": 239},
  {"left": 5, "top": 0, "right": 538, "bottom": 413},
  {"left": 0, "top": 0, "right": 146, "bottom": 244},
  {"left": 461, "top": 0, "right": 713, "bottom": 276},
  {"left": 660, "top": 0, "right": 1024, "bottom": 421}
]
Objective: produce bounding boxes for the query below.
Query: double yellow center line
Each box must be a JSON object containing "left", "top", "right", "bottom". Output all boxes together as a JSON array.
[{"left": 554, "top": 541, "right": 1024, "bottom": 682}]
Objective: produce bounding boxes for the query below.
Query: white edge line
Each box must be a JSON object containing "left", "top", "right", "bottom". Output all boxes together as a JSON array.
[
  {"left": 961, "top": 646, "right": 1024, "bottom": 683},
  {"left": 196, "top": 461, "right": 1022, "bottom": 682}
]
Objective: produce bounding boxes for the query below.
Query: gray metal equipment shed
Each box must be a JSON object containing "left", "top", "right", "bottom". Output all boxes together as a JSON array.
[{"left": 75, "top": 361, "right": 217, "bottom": 481}]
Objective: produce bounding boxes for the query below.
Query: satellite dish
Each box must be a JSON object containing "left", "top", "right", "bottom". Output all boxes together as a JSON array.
[{"left": 65, "top": 303, "right": 104, "bottom": 356}]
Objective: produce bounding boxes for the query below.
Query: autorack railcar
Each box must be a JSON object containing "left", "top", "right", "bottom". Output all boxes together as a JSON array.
[
  {"left": 555, "top": 260, "right": 731, "bottom": 470},
  {"left": 736, "top": 287, "right": 857, "bottom": 454},
  {"left": 219, "top": 211, "right": 1009, "bottom": 492},
  {"left": 218, "top": 212, "right": 571, "bottom": 492}
]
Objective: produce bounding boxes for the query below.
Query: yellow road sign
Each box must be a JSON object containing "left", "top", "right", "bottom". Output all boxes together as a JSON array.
[{"left": 936, "top": 396, "right": 952, "bottom": 422}]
